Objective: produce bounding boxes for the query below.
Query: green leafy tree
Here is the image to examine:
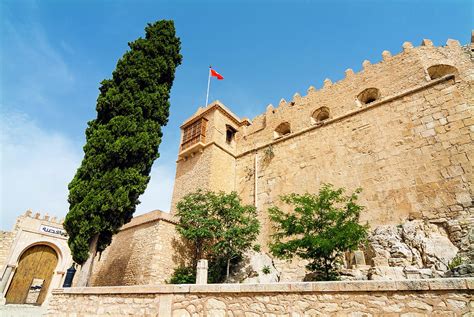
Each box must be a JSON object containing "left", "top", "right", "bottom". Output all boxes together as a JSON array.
[
  {"left": 174, "top": 190, "right": 260, "bottom": 282},
  {"left": 269, "top": 184, "right": 369, "bottom": 281},
  {"left": 175, "top": 190, "right": 222, "bottom": 269},
  {"left": 63, "top": 20, "right": 182, "bottom": 286},
  {"left": 212, "top": 192, "right": 260, "bottom": 280}
]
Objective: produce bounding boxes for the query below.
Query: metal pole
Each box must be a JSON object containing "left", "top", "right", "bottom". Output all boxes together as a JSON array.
[
  {"left": 254, "top": 152, "right": 258, "bottom": 208},
  {"left": 205, "top": 66, "right": 211, "bottom": 107}
]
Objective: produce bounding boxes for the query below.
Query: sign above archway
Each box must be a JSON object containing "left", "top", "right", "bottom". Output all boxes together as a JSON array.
[{"left": 39, "top": 225, "right": 67, "bottom": 237}]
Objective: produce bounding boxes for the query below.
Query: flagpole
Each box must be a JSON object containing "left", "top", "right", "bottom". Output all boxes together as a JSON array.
[{"left": 205, "top": 66, "right": 211, "bottom": 107}]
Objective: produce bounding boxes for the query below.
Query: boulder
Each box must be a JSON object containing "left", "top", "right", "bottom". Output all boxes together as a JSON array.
[
  {"left": 423, "top": 234, "right": 458, "bottom": 270},
  {"left": 229, "top": 251, "right": 280, "bottom": 283},
  {"left": 369, "top": 266, "right": 405, "bottom": 280}
]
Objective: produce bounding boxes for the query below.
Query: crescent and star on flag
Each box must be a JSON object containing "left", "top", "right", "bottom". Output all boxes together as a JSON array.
[{"left": 206, "top": 65, "right": 224, "bottom": 107}]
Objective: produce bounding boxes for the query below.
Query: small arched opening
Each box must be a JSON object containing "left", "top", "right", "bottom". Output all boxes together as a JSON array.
[
  {"left": 427, "top": 64, "right": 459, "bottom": 80},
  {"left": 311, "top": 107, "right": 330, "bottom": 124},
  {"left": 274, "top": 122, "right": 291, "bottom": 139},
  {"left": 357, "top": 88, "right": 381, "bottom": 105},
  {"left": 225, "top": 124, "right": 237, "bottom": 145}
]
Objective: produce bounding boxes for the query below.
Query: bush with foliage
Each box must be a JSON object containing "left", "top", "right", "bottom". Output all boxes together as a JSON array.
[
  {"left": 448, "top": 255, "right": 463, "bottom": 270},
  {"left": 262, "top": 265, "right": 271, "bottom": 275},
  {"left": 171, "top": 190, "right": 260, "bottom": 283},
  {"left": 269, "top": 184, "right": 369, "bottom": 281},
  {"left": 168, "top": 266, "right": 196, "bottom": 284},
  {"left": 252, "top": 244, "right": 261, "bottom": 252}
]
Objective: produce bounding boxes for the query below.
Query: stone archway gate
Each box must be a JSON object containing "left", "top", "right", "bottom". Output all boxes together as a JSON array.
[
  {"left": 0, "top": 211, "right": 73, "bottom": 305},
  {"left": 5, "top": 245, "right": 58, "bottom": 305}
]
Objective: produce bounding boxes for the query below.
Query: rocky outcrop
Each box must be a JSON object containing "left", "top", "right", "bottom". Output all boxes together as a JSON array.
[
  {"left": 234, "top": 218, "right": 471, "bottom": 282},
  {"left": 229, "top": 251, "right": 280, "bottom": 283},
  {"left": 365, "top": 220, "right": 460, "bottom": 279},
  {"left": 338, "top": 219, "right": 471, "bottom": 281}
]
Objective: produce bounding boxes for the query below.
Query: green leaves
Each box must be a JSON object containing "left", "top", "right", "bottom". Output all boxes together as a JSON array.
[
  {"left": 269, "top": 183, "right": 369, "bottom": 281},
  {"left": 175, "top": 190, "right": 260, "bottom": 283},
  {"left": 64, "top": 20, "right": 182, "bottom": 264}
]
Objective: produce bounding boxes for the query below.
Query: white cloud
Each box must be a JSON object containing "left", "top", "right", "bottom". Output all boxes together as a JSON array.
[
  {"left": 0, "top": 112, "right": 81, "bottom": 230},
  {"left": 0, "top": 112, "right": 176, "bottom": 230}
]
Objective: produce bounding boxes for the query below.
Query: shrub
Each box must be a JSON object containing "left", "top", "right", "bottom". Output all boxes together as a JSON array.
[
  {"left": 174, "top": 190, "right": 260, "bottom": 282},
  {"left": 262, "top": 265, "right": 271, "bottom": 275},
  {"left": 269, "top": 183, "right": 369, "bottom": 281},
  {"left": 169, "top": 266, "right": 196, "bottom": 284}
]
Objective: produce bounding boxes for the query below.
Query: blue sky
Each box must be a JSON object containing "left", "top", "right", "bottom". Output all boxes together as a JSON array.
[{"left": 0, "top": 0, "right": 472, "bottom": 230}]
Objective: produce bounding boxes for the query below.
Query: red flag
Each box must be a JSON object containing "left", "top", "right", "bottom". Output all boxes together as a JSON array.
[{"left": 210, "top": 68, "right": 224, "bottom": 80}]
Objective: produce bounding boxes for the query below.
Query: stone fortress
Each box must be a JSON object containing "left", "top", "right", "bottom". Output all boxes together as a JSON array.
[
  {"left": 86, "top": 35, "right": 474, "bottom": 287},
  {"left": 1, "top": 35, "right": 473, "bottom": 315}
]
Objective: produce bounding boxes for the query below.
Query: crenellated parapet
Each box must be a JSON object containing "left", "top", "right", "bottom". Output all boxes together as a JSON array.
[
  {"left": 235, "top": 37, "right": 471, "bottom": 152},
  {"left": 22, "top": 209, "right": 64, "bottom": 225}
]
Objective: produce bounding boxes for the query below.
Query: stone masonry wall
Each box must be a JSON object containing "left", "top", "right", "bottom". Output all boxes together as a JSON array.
[
  {"left": 47, "top": 278, "right": 473, "bottom": 316},
  {"left": 210, "top": 145, "right": 236, "bottom": 194},
  {"left": 236, "top": 40, "right": 472, "bottom": 152},
  {"left": 0, "top": 231, "right": 15, "bottom": 273},
  {"left": 237, "top": 77, "right": 472, "bottom": 249},
  {"left": 0, "top": 214, "right": 24, "bottom": 272},
  {"left": 89, "top": 211, "right": 180, "bottom": 286},
  {"left": 171, "top": 148, "right": 212, "bottom": 214}
]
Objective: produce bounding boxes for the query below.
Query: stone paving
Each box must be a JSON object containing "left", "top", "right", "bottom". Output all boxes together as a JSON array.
[{"left": 0, "top": 304, "right": 46, "bottom": 317}]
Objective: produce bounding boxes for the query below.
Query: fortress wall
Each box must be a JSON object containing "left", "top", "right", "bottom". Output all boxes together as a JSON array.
[
  {"left": 235, "top": 76, "right": 473, "bottom": 250},
  {"left": 210, "top": 146, "right": 236, "bottom": 194},
  {"left": 47, "top": 278, "right": 474, "bottom": 316},
  {"left": 89, "top": 211, "right": 179, "bottom": 286},
  {"left": 236, "top": 41, "right": 471, "bottom": 153},
  {"left": 0, "top": 231, "right": 16, "bottom": 273},
  {"left": 212, "top": 106, "right": 240, "bottom": 153},
  {"left": 170, "top": 149, "right": 212, "bottom": 213},
  {"left": 0, "top": 215, "right": 21, "bottom": 271},
  {"left": 415, "top": 40, "right": 474, "bottom": 83},
  {"left": 152, "top": 220, "right": 183, "bottom": 282},
  {"left": 208, "top": 110, "right": 238, "bottom": 194},
  {"left": 168, "top": 39, "right": 472, "bottom": 281}
]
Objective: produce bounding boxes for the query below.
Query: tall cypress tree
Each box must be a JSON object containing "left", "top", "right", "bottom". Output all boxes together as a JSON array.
[{"left": 64, "top": 20, "right": 182, "bottom": 285}]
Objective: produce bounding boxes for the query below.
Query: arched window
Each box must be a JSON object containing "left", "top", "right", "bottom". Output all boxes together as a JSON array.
[
  {"left": 274, "top": 122, "right": 291, "bottom": 139},
  {"left": 427, "top": 64, "right": 458, "bottom": 80},
  {"left": 311, "top": 107, "right": 330, "bottom": 124},
  {"left": 357, "top": 88, "right": 381, "bottom": 105}
]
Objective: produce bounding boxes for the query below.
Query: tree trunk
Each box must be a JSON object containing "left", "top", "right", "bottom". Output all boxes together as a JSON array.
[
  {"left": 194, "top": 239, "right": 202, "bottom": 269},
  {"left": 76, "top": 234, "right": 99, "bottom": 287},
  {"left": 226, "top": 258, "right": 231, "bottom": 280},
  {"left": 324, "top": 258, "right": 330, "bottom": 281}
]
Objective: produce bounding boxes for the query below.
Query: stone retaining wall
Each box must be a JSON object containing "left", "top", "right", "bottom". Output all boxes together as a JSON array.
[
  {"left": 48, "top": 278, "right": 473, "bottom": 316},
  {"left": 86, "top": 210, "right": 180, "bottom": 287}
]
